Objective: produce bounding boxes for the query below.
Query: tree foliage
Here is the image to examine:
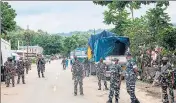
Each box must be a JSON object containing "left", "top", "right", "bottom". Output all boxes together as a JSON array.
[
  {"left": 94, "top": 1, "right": 175, "bottom": 67},
  {"left": 1, "top": 2, "right": 17, "bottom": 34},
  {"left": 5, "top": 25, "right": 90, "bottom": 56}
]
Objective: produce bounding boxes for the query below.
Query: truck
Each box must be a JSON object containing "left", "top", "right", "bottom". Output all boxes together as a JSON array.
[{"left": 1, "top": 38, "right": 11, "bottom": 82}]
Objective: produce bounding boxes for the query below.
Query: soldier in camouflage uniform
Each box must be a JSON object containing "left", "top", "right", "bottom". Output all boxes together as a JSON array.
[
  {"left": 4, "top": 57, "right": 16, "bottom": 87},
  {"left": 61, "top": 57, "right": 66, "bottom": 70},
  {"left": 25, "top": 59, "right": 30, "bottom": 74},
  {"left": 97, "top": 58, "right": 108, "bottom": 90},
  {"left": 17, "top": 57, "right": 26, "bottom": 84},
  {"left": 159, "top": 57, "right": 174, "bottom": 103},
  {"left": 29, "top": 58, "right": 32, "bottom": 70},
  {"left": 83, "top": 58, "right": 90, "bottom": 77},
  {"left": 125, "top": 53, "right": 140, "bottom": 103},
  {"left": 72, "top": 56, "right": 84, "bottom": 96},
  {"left": 42, "top": 58, "right": 46, "bottom": 72},
  {"left": 107, "top": 59, "right": 122, "bottom": 103},
  {"left": 37, "top": 57, "right": 45, "bottom": 78}
]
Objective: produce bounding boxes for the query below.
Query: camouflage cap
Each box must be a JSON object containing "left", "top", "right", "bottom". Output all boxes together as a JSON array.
[
  {"left": 7, "top": 57, "right": 11, "bottom": 61},
  {"left": 162, "top": 57, "right": 168, "bottom": 61},
  {"left": 8, "top": 57, "right": 13, "bottom": 61}
]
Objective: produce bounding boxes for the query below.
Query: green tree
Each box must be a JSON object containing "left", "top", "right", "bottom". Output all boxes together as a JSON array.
[
  {"left": 1, "top": 2, "right": 17, "bottom": 35},
  {"left": 160, "top": 27, "right": 176, "bottom": 51}
]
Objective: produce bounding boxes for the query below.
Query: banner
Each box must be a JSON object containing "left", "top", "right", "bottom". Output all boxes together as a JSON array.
[{"left": 87, "top": 46, "right": 92, "bottom": 60}]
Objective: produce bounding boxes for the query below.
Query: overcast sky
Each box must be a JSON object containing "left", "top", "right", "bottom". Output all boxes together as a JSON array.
[{"left": 8, "top": 1, "right": 176, "bottom": 34}]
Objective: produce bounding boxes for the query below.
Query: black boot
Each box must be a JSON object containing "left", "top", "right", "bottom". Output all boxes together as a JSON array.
[
  {"left": 135, "top": 99, "right": 140, "bottom": 103},
  {"left": 105, "top": 86, "right": 109, "bottom": 90},
  {"left": 80, "top": 93, "right": 84, "bottom": 96},
  {"left": 42, "top": 74, "right": 45, "bottom": 78},
  {"left": 106, "top": 100, "right": 112, "bottom": 103},
  {"left": 17, "top": 80, "right": 20, "bottom": 84},
  {"left": 98, "top": 87, "right": 101, "bottom": 90}
]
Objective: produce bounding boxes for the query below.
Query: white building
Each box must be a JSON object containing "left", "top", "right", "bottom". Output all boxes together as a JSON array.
[
  {"left": 1, "top": 38, "right": 11, "bottom": 65},
  {"left": 19, "top": 45, "right": 43, "bottom": 58}
]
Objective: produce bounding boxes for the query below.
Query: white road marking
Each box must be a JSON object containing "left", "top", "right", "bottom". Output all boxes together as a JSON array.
[{"left": 53, "top": 86, "right": 57, "bottom": 92}]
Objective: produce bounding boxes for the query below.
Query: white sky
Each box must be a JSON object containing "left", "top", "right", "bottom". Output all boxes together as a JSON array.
[{"left": 8, "top": 1, "right": 176, "bottom": 34}]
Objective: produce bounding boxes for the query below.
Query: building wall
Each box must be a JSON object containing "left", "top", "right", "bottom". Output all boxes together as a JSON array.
[{"left": 19, "top": 46, "right": 43, "bottom": 57}]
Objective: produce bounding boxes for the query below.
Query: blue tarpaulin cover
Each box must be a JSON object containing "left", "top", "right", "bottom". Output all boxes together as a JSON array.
[
  {"left": 94, "top": 36, "right": 130, "bottom": 62},
  {"left": 88, "top": 30, "right": 115, "bottom": 53}
]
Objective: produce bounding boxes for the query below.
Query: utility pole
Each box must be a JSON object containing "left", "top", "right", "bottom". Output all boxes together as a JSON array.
[
  {"left": 27, "top": 25, "right": 29, "bottom": 60},
  {"left": 24, "top": 25, "right": 30, "bottom": 60}
]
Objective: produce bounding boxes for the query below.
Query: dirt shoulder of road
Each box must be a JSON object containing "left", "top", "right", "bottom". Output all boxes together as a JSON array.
[{"left": 135, "top": 80, "right": 176, "bottom": 101}]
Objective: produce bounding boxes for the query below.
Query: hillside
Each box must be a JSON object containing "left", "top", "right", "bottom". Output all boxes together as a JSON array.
[{"left": 56, "top": 29, "right": 108, "bottom": 36}]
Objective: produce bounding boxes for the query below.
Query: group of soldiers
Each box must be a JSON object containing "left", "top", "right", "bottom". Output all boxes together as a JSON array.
[
  {"left": 4, "top": 57, "right": 31, "bottom": 87},
  {"left": 71, "top": 53, "right": 175, "bottom": 103},
  {"left": 3, "top": 55, "right": 46, "bottom": 87},
  {"left": 153, "top": 57, "right": 175, "bottom": 103}
]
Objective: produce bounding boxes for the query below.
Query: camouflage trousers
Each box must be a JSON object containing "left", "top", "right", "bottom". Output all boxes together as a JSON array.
[
  {"left": 17, "top": 72, "right": 25, "bottom": 84},
  {"left": 38, "top": 68, "right": 44, "bottom": 78},
  {"left": 29, "top": 65, "right": 31, "bottom": 70},
  {"left": 125, "top": 74, "right": 139, "bottom": 103},
  {"left": 74, "top": 76, "right": 83, "bottom": 95},
  {"left": 85, "top": 68, "right": 90, "bottom": 77},
  {"left": 97, "top": 73, "right": 108, "bottom": 89},
  {"left": 161, "top": 79, "right": 174, "bottom": 103},
  {"left": 63, "top": 64, "right": 66, "bottom": 69},
  {"left": 6, "top": 74, "right": 15, "bottom": 87},
  {"left": 26, "top": 66, "right": 29, "bottom": 74},
  {"left": 108, "top": 81, "right": 120, "bottom": 103}
]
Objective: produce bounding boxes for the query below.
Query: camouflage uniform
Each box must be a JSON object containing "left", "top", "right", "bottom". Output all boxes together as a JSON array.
[
  {"left": 29, "top": 59, "right": 32, "bottom": 70},
  {"left": 42, "top": 58, "right": 46, "bottom": 72},
  {"left": 72, "top": 60, "right": 84, "bottom": 95},
  {"left": 159, "top": 57, "right": 174, "bottom": 103},
  {"left": 125, "top": 57, "right": 139, "bottom": 103},
  {"left": 83, "top": 59, "right": 90, "bottom": 77},
  {"left": 107, "top": 62, "right": 122, "bottom": 103},
  {"left": 25, "top": 60, "right": 30, "bottom": 74},
  {"left": 62, "top": 59, "right": 66, "bottom": 69},
  {"left": 17, "top": 58, "right": 25, "bottom": 84},
  {"left": 37, "top": 58, "right": 45, "bottom": 78},
  {"left": 97, "top": 62, "right": 108, "bottom": 90},
  {"left": 4, "top": 58, "right": 16, "bottom": 87}
]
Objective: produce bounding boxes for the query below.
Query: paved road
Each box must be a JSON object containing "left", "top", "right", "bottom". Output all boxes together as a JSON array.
[{"left": 1, "top": 60, "right": 161, "bottom": 103}]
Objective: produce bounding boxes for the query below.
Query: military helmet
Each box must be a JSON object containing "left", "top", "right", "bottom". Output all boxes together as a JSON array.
[
  {"left": 8, "top": 57, "right": 13, "bottom": 61},
  {"left": 7, "top": 57, "right": 11, "bottom": 61},
  {"left": 162, "top": 57, "right": 168, "bottom": 61}
]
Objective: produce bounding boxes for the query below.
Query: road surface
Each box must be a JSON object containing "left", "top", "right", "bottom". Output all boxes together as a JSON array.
[{"left": 1, "top": 60, "right": 162, "bottom": 103}]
